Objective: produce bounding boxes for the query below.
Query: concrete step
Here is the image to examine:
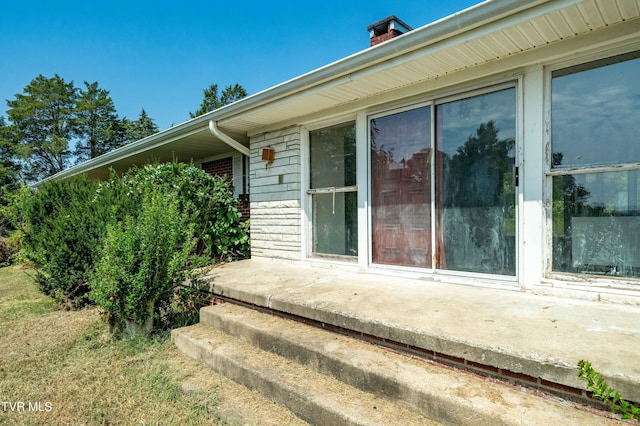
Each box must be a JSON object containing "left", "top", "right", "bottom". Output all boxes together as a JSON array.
[
  {"left": 173, "top": 303, "right": 618, "bottom": 425},
  {"left": 203, "top": 259, "right": 640, "bottom": 405},
  {"left": 172, "top": 322, "right": 437, "bottom": 426}
]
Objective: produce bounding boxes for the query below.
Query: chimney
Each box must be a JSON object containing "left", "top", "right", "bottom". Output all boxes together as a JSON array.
[{"left": 367, "top": 15, "right": 412, "bottom": 47}]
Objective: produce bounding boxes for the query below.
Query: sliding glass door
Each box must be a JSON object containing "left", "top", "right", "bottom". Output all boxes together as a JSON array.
[{"left": 370, "top": 86, "right": 517, "bottom": 276}]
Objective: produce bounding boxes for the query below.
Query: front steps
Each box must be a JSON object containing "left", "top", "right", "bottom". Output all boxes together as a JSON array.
[{"left": 172, "top": 303, "right": 618, "bottom": 425}]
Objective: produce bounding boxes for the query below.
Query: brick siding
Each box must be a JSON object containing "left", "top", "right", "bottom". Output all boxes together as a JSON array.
[{"left": 202, "top": 157, "right": 250, "bottom": 222}]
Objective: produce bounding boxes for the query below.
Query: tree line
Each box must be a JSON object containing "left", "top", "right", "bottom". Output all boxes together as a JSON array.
[{"left": 0, "top": 75, "right": 247, "bottom": 186}]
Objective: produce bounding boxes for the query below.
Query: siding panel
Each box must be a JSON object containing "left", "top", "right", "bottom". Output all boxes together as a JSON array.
[{"left": 249, "top": 128, "right": 302, "bottom": 259}]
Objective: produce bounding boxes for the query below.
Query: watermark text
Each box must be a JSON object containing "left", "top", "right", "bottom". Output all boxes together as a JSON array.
[{"left": 1, "top": 401, "right": 53, "bottom": 412}]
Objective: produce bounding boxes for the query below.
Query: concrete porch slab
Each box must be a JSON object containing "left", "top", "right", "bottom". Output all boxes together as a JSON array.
[{"left": 200, "top": 258, "right": 640, "bottom": 404}]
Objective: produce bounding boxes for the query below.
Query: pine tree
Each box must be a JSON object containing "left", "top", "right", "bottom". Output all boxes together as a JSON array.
[
  {"left": 189, "top": 83, "right": 248, "bottom": 118},
  {"left": 6, "top": 74, "right": 77, "bottom": 181},
  {"left": 0, "top": 117, "right": 21, "bottom": 189},
  {"left": 123, "top": 109, "right": 160, "bottom": 142},
  {"left": 75, "top": 81, "right": 121, "bottom": 161}
]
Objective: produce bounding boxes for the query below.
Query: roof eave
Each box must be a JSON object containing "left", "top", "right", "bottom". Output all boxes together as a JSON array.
[{"left": 49, "top": 0, "right": 555, "bottom": 182}]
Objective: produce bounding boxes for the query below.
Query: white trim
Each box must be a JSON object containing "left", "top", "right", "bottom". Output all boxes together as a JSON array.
[
  {"left": 433, "top": 81, "right": 517, "bottom": 106},
  {"left": 300, "top": 127, "right": 311, "bottom": 260},
  {"left": 232, "top": 155, "right": 243, "bottom": 198},
  {"left": 521, "top": 65, "right": 545, "bottom": 291},
  {"left": 363, "top": 264, "right": 521, "bottom": 291},
  {"left": 302, "top": 117, "right": 359, "bottom": 260},
  {"left": 430, "top": 105, "right": 437, "bottom": 270},
  {"left": 515, "top": 74, "right": 524, "bottom": 286},
  {"left": 356, "top": 111, "right": 369, "bottom": 270}
]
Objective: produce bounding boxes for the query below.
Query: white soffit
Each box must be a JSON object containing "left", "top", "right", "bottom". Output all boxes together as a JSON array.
[{"left": 220, "top": 0, "right": 640, "bottom": 134}]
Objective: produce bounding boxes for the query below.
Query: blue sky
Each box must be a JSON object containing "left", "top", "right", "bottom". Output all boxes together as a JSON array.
[{"left": 1, "top": 0, "right": 480, "bottom": 131}]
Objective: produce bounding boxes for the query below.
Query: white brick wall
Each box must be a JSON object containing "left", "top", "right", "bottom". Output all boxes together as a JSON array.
[{"left": 249, "top": 127, "right": 302, "bottom": 259}]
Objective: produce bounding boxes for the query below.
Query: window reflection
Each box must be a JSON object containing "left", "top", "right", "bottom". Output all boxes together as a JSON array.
[
  {"left": 553, "top": 170, "right": 640, "bottom": 278},
  {"left": 309, "top": 123, "right": 358, "bottom": 256},
  {"left": 551, "top": 52, "right": 640, "bottom": 279},
  {"left": 551, "top": 52, "right": 640, "bottom": 168},
  {"left": 436, "top": 88, "right": 517, "bottom": 276},
  {"left": 371, "top": 107, "right": 432, "bottom": 267},
  {"left": 310, "top": 123, "right": 356, "bottom": 188}
]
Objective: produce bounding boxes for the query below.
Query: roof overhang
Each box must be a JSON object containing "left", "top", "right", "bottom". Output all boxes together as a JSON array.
[
  {"left": 49, "top": 0, "right": 640, "bottom": 181},
  {"left": 47, "top": 119, "right": 249, "bottom": 181}
]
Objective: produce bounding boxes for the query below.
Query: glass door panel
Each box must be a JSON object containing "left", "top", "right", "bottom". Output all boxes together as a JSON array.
[
  {"left": 371, "top": 106, "right": 432, "bottom": 267},
  {"left": 435, "top": 88, "right": 517, "bottom": 275}
]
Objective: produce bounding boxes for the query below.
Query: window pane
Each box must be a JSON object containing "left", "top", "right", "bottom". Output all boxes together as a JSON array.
[
  {"left": 371, "top": 106, "right": 432, "bottom": 267},
  {"left": 310, "top": 123, "right": 356, "bottom": 188},
  {"left": 312, "top": 192, "right": 358, "bottom": 256},
  {"left": 436, "top": 88, "right": 517, "bottom": 276},
  {"left": 552, "top": 170, "right": 640, "bottom": 278},
  {"left": 551, "top": 52, "right": 640, "bottom": 168},
  {"left": 309, "top": 122, "right": 358, "bottom": 257}
]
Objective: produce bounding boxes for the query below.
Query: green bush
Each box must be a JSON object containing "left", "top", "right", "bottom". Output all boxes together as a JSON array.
[
  {"left": 0, "top": 184, "right": 27, "bottom": 265},
  {"left": 90, "top": 189, "right": 206, "bottom": 336},
  {"left": 122, "top": 162, "right": 249, "bottom": 260},
  {"left": 0, "top": 232, "right": 21, "bottom": 266},
  {"left": 16, "top": 161, "right": 248, "bottom": 333},
  {"left": 18, "top": 176, "right": 110, "bottom": 308}
]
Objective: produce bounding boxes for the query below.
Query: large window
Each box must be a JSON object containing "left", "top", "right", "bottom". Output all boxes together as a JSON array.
[
  {"left": 308, "top": 122, "right": 357, "bottom": 256},
  {"left": 551, "top": 51, "right": 640, "bottom": 279}
]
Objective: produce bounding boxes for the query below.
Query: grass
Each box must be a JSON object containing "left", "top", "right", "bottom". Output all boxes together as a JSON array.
[
  {"left": 0, "top": 265, "right": 225, "bottom": 425},
  {"left": 0, "top": 265, "right": 307, "bottom": 426}
]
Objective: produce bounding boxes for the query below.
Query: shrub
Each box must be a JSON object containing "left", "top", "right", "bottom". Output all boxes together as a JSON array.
[
  {"left": 0, "top": 184, "right": 26, "bottom": 265},
  {"left": 0, "top": 238, "right": 12, "bottom": 265},
  {"left": 89, "top": 189, "right": 207, "bottom": 336},
  {"left": 122, "top": 162, "right": 249, "bottom": 260},
  {"left": 18, "top": 175, "right": 110, "bottom": 308},
  {"left": 0, "top": 232, "right": 20, "bottom": 266},
  {"left": 16, "top": 161, "right": 248, "bottom": 326}
]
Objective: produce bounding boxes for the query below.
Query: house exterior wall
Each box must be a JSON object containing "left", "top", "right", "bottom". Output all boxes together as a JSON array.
[
  {"left": 202, "top": 157, "right": 233, "bottom": 179},
  {"left": 237, "top": 14, "right": 640, "bottom": 303},
  {"left": 249, "top": 127, "right": 302, "bottom": 259}
]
